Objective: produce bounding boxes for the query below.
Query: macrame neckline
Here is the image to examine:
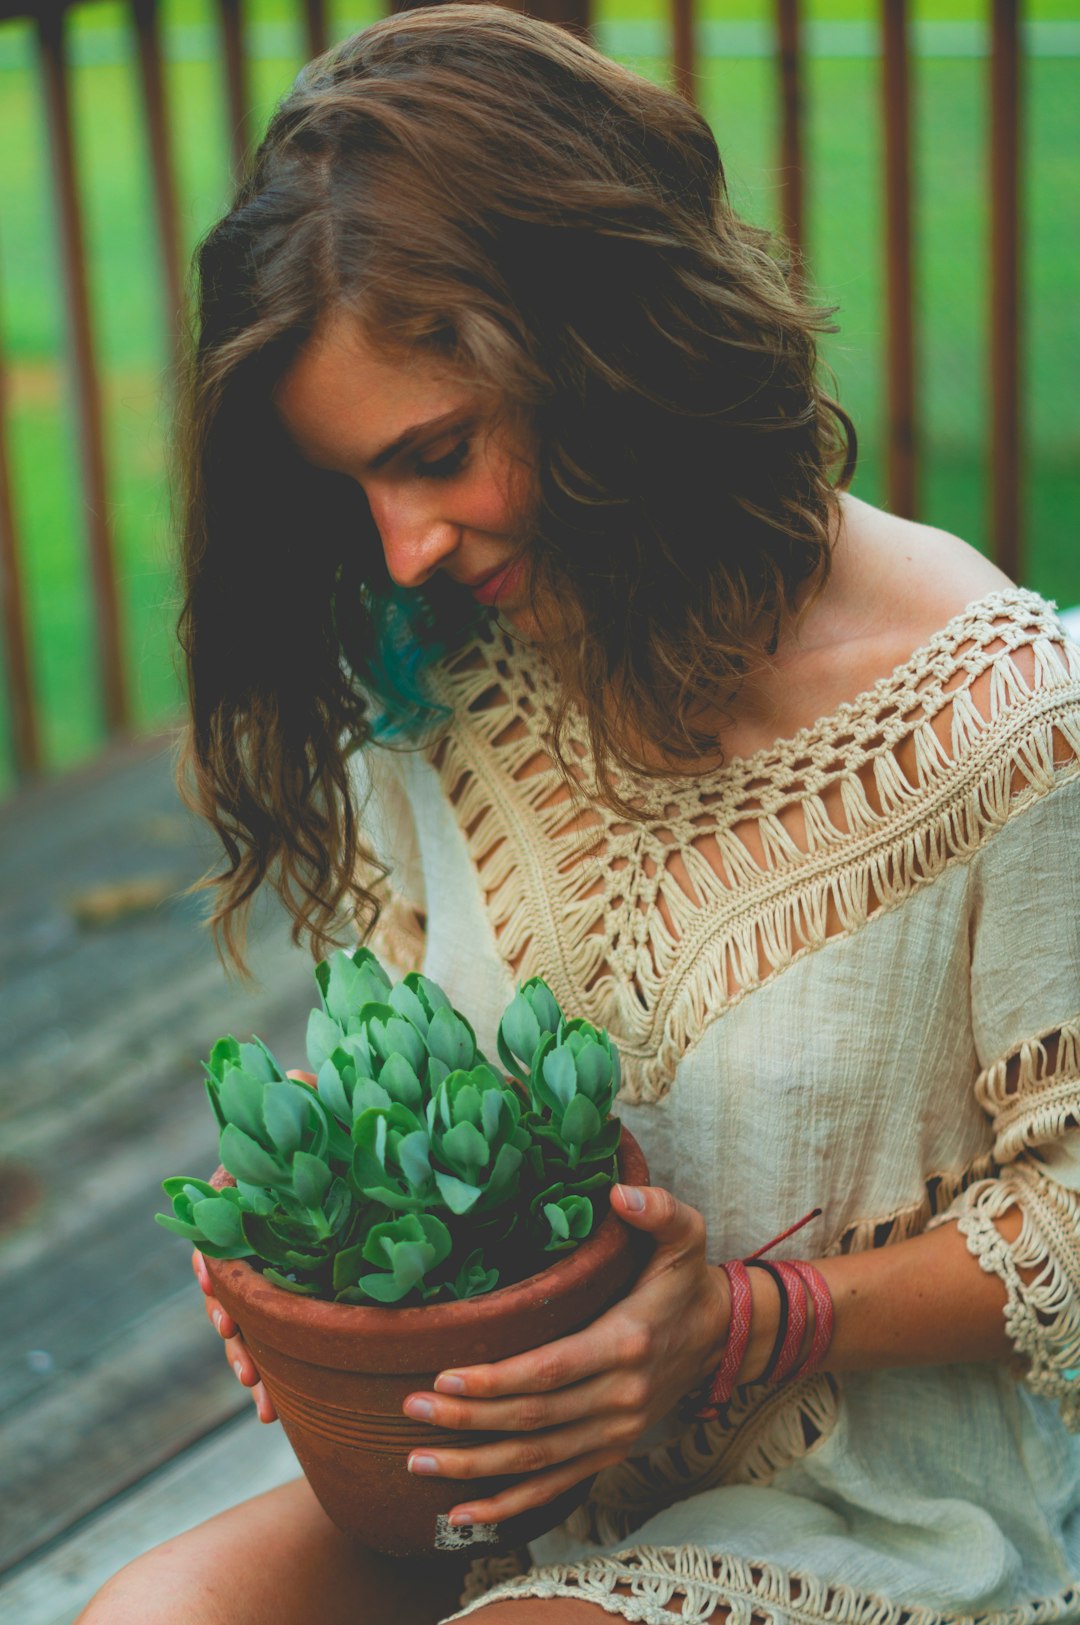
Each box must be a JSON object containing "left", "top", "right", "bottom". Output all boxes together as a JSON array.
[
  {"left": 424, "top": 586, "right": 1080, "bottom": 1105},
  {"left": 487, "top": 584, "right": 1060, "bottom": 794}
]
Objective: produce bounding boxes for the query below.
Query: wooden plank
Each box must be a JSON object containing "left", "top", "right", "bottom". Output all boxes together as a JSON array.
[
  {"left": 0, "top": 742, "right": 335, "bottom": 1576},
  {"left": 131, "top": 0, "right": 186, "bottom": 381},
  {"left": 0, "top": 1413, "right": 299, "bottom": 1625},
  {"left": 989, "top": 0, "right": 1022, "bottom": 582},
  {"left": 35, "top": 4, "right": 128, "bottom": 736},
  {"left": 0, "top": 1290, "right": 251, "bottom": 1570},
  {"left": 775, "top": 0, "right": 804, "bottom": 267},
  {"left": 0, "top": 308, "right": 43, "bottom": 778},
  {"left": 881, "top": 0, "right": 918, "bottom": 518},
  {"left": 671, "top": 0, "right": 696, "bottom": 106}
]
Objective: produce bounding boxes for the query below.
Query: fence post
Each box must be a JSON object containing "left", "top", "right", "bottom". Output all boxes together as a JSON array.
[{"left": 36, "top": 0, "right": 129, "bottom": 737}]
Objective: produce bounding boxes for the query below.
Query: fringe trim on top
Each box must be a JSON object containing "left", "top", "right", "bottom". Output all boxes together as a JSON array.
[
  {"left": 975, "top": 1017, "right": 1080, "bottom": 1163},
  {"left": 423, "top": 590, "right": 1080, "bottom": 1106},
  {"left": 941, "top": 1161, "right": 1080, "bottom": 1431},
  {"left": 828, "top": 1153, "right": 998, "bottom": 1256},
  {"left": 560, "top": 1375, "right": 840, "bottom": 1548},
  {"left": 444, "top": 1545, "right": 1080, "bottom": 1625}
]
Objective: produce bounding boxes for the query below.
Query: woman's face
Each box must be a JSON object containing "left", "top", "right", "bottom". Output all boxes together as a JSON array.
[{"left": 275, "top": 312, "right": 547, "bottom": 638}]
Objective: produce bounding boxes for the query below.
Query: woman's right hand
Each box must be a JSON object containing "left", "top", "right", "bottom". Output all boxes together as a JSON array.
[{"left": 193, "top": 1249, "right": 279, "bottom": 1423}]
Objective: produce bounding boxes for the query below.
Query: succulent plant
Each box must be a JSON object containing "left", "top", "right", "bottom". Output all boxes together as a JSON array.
[{"left": 157, "top": 950, "right": 623, "bottom": 1305}]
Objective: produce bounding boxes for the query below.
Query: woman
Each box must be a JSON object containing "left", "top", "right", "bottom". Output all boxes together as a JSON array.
[{"left": 79, "top": 6, "right": 1080, "bottom": 1623}]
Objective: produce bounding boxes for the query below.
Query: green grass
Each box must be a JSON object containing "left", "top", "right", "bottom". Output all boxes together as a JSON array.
[{"left": 0, "top": 0, "right": 1077, "bottom": 792}]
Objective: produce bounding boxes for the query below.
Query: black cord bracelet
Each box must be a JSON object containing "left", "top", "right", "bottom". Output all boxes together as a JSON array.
[{"left": 745, "top": 1259, "right": 790, "bottom": 1385}]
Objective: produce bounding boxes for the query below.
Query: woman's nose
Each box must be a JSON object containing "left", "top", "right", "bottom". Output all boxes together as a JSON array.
[{"left": 366, "top": 488, "right": 459, "bottom": 590}]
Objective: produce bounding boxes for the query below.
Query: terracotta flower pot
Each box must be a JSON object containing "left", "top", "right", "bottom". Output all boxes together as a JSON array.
[{"left": 204, "top": 1127, "right": 650, "bottom": 1559}]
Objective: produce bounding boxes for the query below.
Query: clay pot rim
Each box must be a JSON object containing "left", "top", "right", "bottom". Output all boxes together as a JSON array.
[{"left": 205, "top": 1126, "right": 647, "bottom": 1339}]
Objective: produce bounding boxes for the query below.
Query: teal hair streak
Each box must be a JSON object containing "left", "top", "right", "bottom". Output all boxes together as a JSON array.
[{"left": 358, "top": 583, "right": 489, "bottom": 743}]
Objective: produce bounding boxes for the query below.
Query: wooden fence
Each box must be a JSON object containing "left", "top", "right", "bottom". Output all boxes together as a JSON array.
[{"left": 0, "top": 0, "right": 1024, "bottom": 786}]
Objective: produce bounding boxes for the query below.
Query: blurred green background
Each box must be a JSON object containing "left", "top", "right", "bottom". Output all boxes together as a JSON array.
[{"left": 0, "top": 0, "right": 1077, "bottom": 795}]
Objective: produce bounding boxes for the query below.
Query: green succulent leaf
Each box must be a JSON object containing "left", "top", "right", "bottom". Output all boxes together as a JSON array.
[
  {"left": 560, "top": 1092, "right": 602, "bottom": 1148},
  {"left": 307, "top": 1008, "right": 346, "bottom": 1074},
  {"left": 426, "top": 1006, "right": 476, "bottom": 1072},
  {"left": 206, "top": 1036, "right": 241, "bottom": 1084},
  {"left": 446, "top": 1247, "right": 500, "bottom": 1300},
  {"left": 498, "top": 991, "right": 541, "bottom": 1075},
  {"left": 315, "top": 1057, "right": 352, "bottom": 1124},
  {"left": 218, "top": 1065, "right": 268, "bottom": 1144},
  {"left": 161, "top": 1175, "right": 218, "bottom": 1207},
  {"left": 263, "top": 1078, "right": 316, "bottom": 1159},
  {"left": 541, "top": 1047, "right": 578, "bottom": 1115},
  {"left": 220, "top": 1123, "right": 286, "bottom": 1188},
  {"left": 441, "top": 1118, "right": 490, "bottom": 1175},
  {"left": 237, "top": 1038, "right": 283, "bottom": 1083},
  {"left": 433, "top": 1170, "right": 484, "bottom": 1215},
  {"left": 351, "top": 1271, "right": 416, "bottom": 1303},
  {"left": 263, "top": 1268, "right": 322, "bottom": 1296},
  {"left": 542, "top": 1195, "right": 593, "bottom": 1250},
  {"left": 242, "top": 1214, "right": 326, "bottom": 1269},
  {"left": 235, "top": 1180, "right": 277, "bottom": 1216},
  {"left": 397, "top": 1130, "right": 433, "bottom": 1192},
  {"left": 191, "top": 1196, "right": 248, "bottom": 1249},
  {"left": 377, "top": 1051, "right": 423, "bottom": 1110},
  {"left": 291, "top": 1151, "right": 333, "bottom": 1210}
]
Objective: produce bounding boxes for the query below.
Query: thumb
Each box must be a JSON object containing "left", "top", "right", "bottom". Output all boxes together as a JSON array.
[{"left": 611, "top": 1183, "right": 694, "bottom": 1241}]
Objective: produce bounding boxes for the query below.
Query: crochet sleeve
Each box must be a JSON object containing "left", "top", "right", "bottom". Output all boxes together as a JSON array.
[
  {"left": 349, "top": 744, "right": 428, "bottom": 977},
  {"left": 933, "top": 763, "right": 1080, "bottom": 1427}
]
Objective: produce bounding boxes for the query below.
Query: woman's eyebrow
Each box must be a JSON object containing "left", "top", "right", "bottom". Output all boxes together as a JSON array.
[{"left": 367, "top": 408, "right": 470, "bottom": 470}]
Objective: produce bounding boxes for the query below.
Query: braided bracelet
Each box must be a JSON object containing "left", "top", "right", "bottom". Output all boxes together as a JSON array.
[{"left": 690, "top": 1208, "right": 833, "bottom": 1421}]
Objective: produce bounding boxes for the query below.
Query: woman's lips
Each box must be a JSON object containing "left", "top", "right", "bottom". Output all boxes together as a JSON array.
[{"left": 469, "top": 555, "right": 527, "bottom": 606}]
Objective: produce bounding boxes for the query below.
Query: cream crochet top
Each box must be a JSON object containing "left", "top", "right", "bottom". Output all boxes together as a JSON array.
[{"left": 354, "top": 587, "right": 1080, "bottom": 1624}]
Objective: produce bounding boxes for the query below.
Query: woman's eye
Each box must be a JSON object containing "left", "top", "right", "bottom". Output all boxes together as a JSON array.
[{"left": 416, "top": 439, "right": 470, "bottom": 480}]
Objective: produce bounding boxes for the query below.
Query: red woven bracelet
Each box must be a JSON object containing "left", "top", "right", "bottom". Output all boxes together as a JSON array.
[
  {"left": 787, "top": 1261, "right": 834, "bottom": 1379},
  {"left": 695, "top": 1260, "right": 752, "bottom": 1419},
  {"left": 770, "top": 1258, "right": 810, "bottom": 1383},
  {"left": 691, "top": 1208, "right": 832, "bottom": 1421}
]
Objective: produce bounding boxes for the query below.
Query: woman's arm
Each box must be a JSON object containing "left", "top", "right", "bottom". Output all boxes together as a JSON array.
[
  {"left": 739, "top": 1209, "right": 1022, "bottom": 1384},
  {"left": 395, "top": 1187, "right": 1030, "bottom": 1532}
]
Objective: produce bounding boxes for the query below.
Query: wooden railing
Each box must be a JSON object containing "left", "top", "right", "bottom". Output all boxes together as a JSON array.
[{"left": 0, "top": 0, "right": 1025, "bottom": 787}]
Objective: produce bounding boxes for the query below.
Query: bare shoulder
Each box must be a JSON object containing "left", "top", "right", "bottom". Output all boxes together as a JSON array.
[
  {"left": 830, "top": 494, "right": 1016, "bottom": 648},
  {"left": 750, "top": 495, "right": 1023, "bottom": 748}
]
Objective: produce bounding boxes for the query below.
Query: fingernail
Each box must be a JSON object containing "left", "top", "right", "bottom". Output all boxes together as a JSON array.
[
  {"left": 233, "top": 1360, "right": 245, "bottom": 1382},
  {"left": 405, "top": 1396, "right": 435, "bottom": 1421},
  {"left": 212, "top": 1310, "right": 223, "bottom": 1332},
  {"left": 449, "top": 1509, "right": 476, "bottom": 1527},
  {"left": 614, "top": 1184, "right": 645, "bottom": 1211},
  {"left": 408, "top": 1453, "right": 439, "bottom": 1475},
  {"left": 435, "top": 1373, "right": 466, "bottom": 1395}
]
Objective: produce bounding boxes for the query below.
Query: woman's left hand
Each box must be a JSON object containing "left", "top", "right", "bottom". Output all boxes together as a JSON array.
[{"left": 400, "top": 1183, "right": 729, "bottom": 1528}]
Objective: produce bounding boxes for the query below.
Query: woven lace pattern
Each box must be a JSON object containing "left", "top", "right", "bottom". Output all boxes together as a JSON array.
[{"left": 424, "top": 588, "right": 1080, "bottom": 1107}]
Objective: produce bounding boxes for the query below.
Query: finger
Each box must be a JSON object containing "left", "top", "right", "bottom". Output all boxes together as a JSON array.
[
  {"left": 404, "top": 1370, "right": 617, "bottom": 1435},
  {"left": 192, "top": 1250, "right": 211, "bottom": 1295},
  {"left": 203, "top": 1295, "right": 239, "bottom": 1340},
  {"left": 444, "top": 1445, "right": 620, "bottom": 1529},
  {"left": 224, "top": 1332, "right": 259, "bottom": 1387},
  {"left": 252, "top": 1380, "right": 278, "bottom": 1424},
  {"left": 610, "top": 1184, "right": 706, "bottom": 1255},
  {"left": 434, "top": 1307, "right": 649, "bottom": 1401},
  {"left": 407, "top": 1415, "right": 623, "bottom": 1483}
]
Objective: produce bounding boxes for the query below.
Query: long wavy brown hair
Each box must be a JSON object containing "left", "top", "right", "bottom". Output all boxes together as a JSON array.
[{"left": 175, "top": 1, "right": 856, "bottom": 975}]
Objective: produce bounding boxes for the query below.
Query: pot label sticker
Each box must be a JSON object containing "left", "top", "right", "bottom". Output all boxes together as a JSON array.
[{"left": 434, "top": 1513, "right": 500, "bottom": 1550}]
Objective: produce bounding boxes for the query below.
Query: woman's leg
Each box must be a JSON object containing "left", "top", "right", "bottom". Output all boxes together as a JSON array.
[{"left": 74, "top": 1474, "right": 472, "bottom": 1625}]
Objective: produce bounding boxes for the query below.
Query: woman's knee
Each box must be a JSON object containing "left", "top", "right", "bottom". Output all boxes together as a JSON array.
[{"left": 72, "top": 1475, "right": 472, "bottom": 1625}]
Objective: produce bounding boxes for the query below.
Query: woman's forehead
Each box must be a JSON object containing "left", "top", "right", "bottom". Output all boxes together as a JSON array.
[{"left": 273, "top": 313, "right": 475, "bottom": 470}]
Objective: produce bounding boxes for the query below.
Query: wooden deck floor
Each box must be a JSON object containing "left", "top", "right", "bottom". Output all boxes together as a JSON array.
[{"left": 0, "top": 737, "right": 323, "bottom": 1623}]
